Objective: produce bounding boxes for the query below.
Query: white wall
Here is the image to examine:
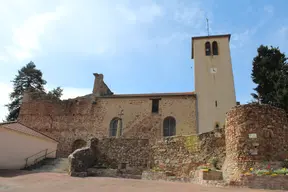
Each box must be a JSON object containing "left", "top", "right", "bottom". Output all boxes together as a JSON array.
[{"left": 0, "top": 127, "right": 58, "bottom": 169}]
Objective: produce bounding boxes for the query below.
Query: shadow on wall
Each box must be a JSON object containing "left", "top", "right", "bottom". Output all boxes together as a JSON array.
[
  {"left": 68, "top": 137, "right": 151, "bottom": 176},
  {"left": 71, "top": 139, "right": 87, "bottom": 153}
]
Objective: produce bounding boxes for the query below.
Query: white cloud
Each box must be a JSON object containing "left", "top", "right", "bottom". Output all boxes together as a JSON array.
[
  {"left": 153, "top": 32, "right": 190, "bottom": 46},
  {"left": 0, "top": 1, "right": 165, "bottom": 61},
  {"left": 173, "top": 2, "right": 206, "bottom": 28},
  {"left": 231, "top": 19, "right": 268, "bottom": 49},
  {"left": 52, "top": 1, "right": 165, "bottom": 56},
  {"left": 264, "top": 5, "right": 274, "bottom": 15},
  {"left": 5, "top": 8, "right": 64, "bottom": 61},
  {"left": 0, "top": 55, "right": 8, "bottom": 62},
  {"left": 115, "top": 3, "right": 164, "bottom": 24},
  {"left": 0, "top": 82, "right": 13, "bottom": 122},
  {"left": 61, "top": 87, "right": 91, "bottom": 100}
]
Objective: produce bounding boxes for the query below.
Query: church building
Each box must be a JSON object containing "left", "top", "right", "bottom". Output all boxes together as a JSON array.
[{"left": 18, "top": 34, "right": 237, "bottom": 157}]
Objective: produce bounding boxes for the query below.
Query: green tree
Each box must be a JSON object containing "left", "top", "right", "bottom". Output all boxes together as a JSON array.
[
  {"left": 5, "top": 61, "right": 64, "bottom": 121},
  {"left": 48, "top": 87, "right": 63, "bottom": 99},
  {"left": 6, "top": 61, "right": 47, "bottom": 121},
  {"left": 251, "top": 45, "right": 288, "bottom": 112}
]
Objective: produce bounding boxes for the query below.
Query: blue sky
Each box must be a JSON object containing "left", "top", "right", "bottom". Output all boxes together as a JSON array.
[{"left": 0, "top": 0, "right": 287, "bottom": 121}]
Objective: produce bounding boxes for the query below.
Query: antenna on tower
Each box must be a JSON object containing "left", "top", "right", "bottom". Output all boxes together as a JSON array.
[{"left": 206, "top": 18, "right": 210, "bottom": 36}]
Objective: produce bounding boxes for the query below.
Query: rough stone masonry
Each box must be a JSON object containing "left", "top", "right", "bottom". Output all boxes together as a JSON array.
[{"left": 18, "top": 73, "right": 197, "bottom": 157}]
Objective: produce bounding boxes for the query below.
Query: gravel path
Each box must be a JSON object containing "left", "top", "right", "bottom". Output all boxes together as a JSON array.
[{"left": 0, "top": 171, "right": 283, "bottom": 192}]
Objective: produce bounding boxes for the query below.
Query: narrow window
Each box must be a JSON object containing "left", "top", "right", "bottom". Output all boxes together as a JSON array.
[
  {"left": 215, "top": 123, "right": 220, "bottom": 129},
  {"left": 109, "top": 118, "right": 122, "bottom": 137},
  {"left": 212, "top": 41, "right": 218, "bottom": 55},
  {"left": 152, "top": 99, "right": 159, "bottom": 113},
  {"left": 163, "top": 117, "right": 176, "bottom": 137},
  {"left": 205, "top": 42, "right": 211, "bottom": 56},
  {"left": 215, "top": 100, "right": 218, "bottom": 107}
]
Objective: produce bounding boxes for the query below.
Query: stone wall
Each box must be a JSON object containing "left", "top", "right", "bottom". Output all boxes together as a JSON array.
[
  {"left": 236, "top": 175, "right": 288, "bottom": 190},
  {"left": 150, "top": 129, "right": 225, "bottom": 178},
  {"left": 98, "top": 138, "right": 150, "bottom": 170},
  {"left": 222, "top": 104, "right": 288, "bottom": 182},
  {"left": 18, "top": 92, "right": 197, "bottom": 157}
]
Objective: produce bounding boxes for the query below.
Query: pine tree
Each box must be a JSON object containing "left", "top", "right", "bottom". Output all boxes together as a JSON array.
[
  {"left": 6, "top": 61, "right": 47, "bottom": 121},
  {"left": 48, "top": 87, "right": 63, "bottom": 99},
  {"left": 251, "top": 45, "right": 288, "bottom": 112}
]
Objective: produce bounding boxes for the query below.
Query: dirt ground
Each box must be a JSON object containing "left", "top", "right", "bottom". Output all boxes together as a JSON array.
[{"left": 0, "top": 170, "right": 284, "bottom": 192}]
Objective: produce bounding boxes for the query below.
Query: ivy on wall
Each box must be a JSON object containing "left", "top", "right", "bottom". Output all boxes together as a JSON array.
[{"left": 184, "top": 135, "right": 199, "bottom": 152}]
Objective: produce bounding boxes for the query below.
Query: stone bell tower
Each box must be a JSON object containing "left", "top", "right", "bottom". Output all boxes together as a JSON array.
[{"left": 192, "top": 34, "right": 236, "bottom": 133}]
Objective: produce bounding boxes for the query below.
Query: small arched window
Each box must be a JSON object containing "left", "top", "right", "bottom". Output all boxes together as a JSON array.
[
  {"left": 212, "top": 41, "right": 218, "bottom": 55},
  {"left": 163, "top": 116, "right": 176, "bottom": 137},
  {"left": 215, "top": 122, "right": 220, "bottom": 129},
  {"left": 205, "top": 42, "right": 211, "bottom": 56},
  {"left": 109, "top": 118, "right": 122, "bottom": 137}
]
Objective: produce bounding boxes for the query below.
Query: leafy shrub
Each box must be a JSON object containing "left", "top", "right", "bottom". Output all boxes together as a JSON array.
[
  {"left": 273, "top": 168, "right": 288, "bottom": 175},
  {"left": 281, "top": 159, "right": 288, "bottom": 168},
  {"left": 209, "top": 157, "right": 219, "bottom": 170},
  {"left": 255, "top": 169, "right": 270, "bottom": 176},
  {"left": 197, "top": 164, "right": 211, "bottom": 170}
]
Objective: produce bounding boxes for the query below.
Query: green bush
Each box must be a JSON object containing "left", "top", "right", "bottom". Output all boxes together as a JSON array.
[
  {"left": 281, "top": 159, "right": 288, "bottom": 168},
  {"left": 255, "top": 169, "right": 270, "bottom": 176},
  {"left": 273, "top": 168, "right": 288, "bottom": 175},
  {"left": 209, "top": 157, "right": 219, "bottom": 170},
  {"left": 254, "top": 168, "right": 288, "bottom": 176}
]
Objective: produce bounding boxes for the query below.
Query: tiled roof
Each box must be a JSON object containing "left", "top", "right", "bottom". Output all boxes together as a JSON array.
[
  {"left": 101, "top": 92, "right": 195, "bottom": 98},
  {"left": 0, "top": 121, "right": 58, "bottom": 143}
]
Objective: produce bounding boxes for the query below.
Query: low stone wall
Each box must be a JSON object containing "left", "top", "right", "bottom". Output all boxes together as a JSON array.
[
  {"left": 236, "top": 175, "right": 288, "bottom": 190},
  {"left": 142, "top": 170, "right": 228, "bottom": 187},
  {"left": 194, "top": 170, "right": 223, "bottom": 181},
  {"left": 97, "top": 138, "right": 150, "bottom": 171},
  {"left": 68, "top": 138, "right": 150, "bottom": 176},
  {"left": 150, "top": 129, "right": 225, "bottom": 177}
]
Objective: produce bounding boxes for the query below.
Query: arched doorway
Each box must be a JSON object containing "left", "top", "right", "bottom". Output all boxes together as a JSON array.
[{"left": 71, "top": 139, "right": 87, "bottom": 152}]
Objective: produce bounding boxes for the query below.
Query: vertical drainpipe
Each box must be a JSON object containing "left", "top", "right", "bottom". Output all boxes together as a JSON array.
[{"left": 195, "top": 94, "right": 199, "bottom": 134}]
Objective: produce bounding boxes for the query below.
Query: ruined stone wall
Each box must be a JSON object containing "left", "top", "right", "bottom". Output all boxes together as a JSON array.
[
  {"left": 150, "top": 129, "right": 225, "bottom": 178},
  {"left": 92, "top": 73, "right": 113, "bottom": 96},
  {"left": 222, "top": 104, "right": 288, "bottom": 182},
  {"left": 98, "top": 138, "right": 150, "bottom": 170},
  {"left": 18, "top": 93, "right": 197, "bottom": 157}
]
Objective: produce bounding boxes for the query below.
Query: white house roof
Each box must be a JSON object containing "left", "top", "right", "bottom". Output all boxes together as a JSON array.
[{"left": 0, "top": 121, "right": 58, "bottom": 143}]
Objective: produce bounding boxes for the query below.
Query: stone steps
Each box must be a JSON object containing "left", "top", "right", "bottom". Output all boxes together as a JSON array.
[{"left": 29, "top": 158, "right": 68, "bottom": 173}]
